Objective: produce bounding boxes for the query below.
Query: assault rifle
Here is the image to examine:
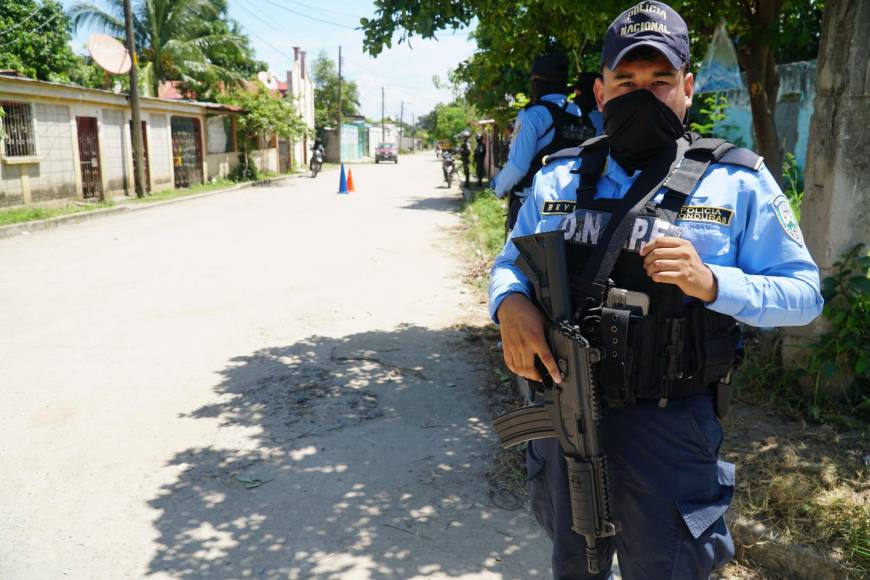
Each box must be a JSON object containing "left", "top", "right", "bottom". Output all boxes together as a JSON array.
[{"left": 492, "top": 231, "right": 619, "bottom": 574}]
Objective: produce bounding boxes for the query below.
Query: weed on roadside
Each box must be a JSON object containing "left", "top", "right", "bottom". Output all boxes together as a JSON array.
[
  {"left": 0, "top": 200, "right": 115, "bottom": 226},
  {"left": 460, "top": 188, "right": 506, "bottom": 288},
  {"left": 132, "top": 179, "right": 238, "bottom": 203}
]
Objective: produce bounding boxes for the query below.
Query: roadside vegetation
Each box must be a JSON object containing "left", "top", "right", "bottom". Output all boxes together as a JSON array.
[
  {"left": 0, "top": 172, "right": 292, "bottom": 227},
  {"left": 0, "top": 201, "right": 115, "bottom": 226},
  {"left": 461, "top": 187, "right": 505, "bottom": 286}
]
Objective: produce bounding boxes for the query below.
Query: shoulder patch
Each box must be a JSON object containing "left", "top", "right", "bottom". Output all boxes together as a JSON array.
[
  {"left": 542, "top": 200, "right": 577, "bottom": 215},
  {"left": 511, "top": 118, "right": 522, "bottom": 141},
  {"left": 718, "top": 147, "right": 764, "bottom": 171},
  {"left": 772, "top": 194, "right": 803, "bottom": 245},
  {"left": 677, "top": 205, "right": 734, "bottom": 226}
]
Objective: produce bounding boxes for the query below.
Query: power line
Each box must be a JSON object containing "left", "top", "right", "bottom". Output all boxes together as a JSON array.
[
  {"left": 232, "top": 0, "right": 296, "bottom": 62},
  {"left": 235, "top": 0, "right": 295, "bottom": 46},
  {"left": 256, "top": 0, "right": 358, "bottom": 30},
  {"left": 0, "top": 11, "right": 63, "bottom": 47},
  {"left": 387, "top": 81, "right": 440, "bottom": 92},
  {"left": 285, "top": 1, "right": 361, "bottom": 20},
  {"left": 0, "top": 4, "right": 42, "bottom": 36}
]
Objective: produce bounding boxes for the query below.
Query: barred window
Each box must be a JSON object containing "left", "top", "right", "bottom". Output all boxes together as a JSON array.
[{"left": 1, "top": 101, "right": 37, "bottom": 157}]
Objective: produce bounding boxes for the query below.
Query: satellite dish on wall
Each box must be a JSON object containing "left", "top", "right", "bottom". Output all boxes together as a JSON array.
[
  {"left": 87, "top": 34, "right": 132, "bottom": 75},
  {"left": 257, "top": 71, "right": 279, "bottom": 91}
]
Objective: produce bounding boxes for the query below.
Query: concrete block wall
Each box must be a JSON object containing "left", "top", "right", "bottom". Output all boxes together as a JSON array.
[
  {"left": 206, "top": 153, "right": 239, "bottom": 180},
  {"left": 29, "top": 103, "right": 76, "bottom": 203},
  {"left": 148, "top": 114, "right": 172, "bottom": 189},
  {"left": 251, "top": 148, "right": 278, "bottom": 173},
  {"left": 100, "top": 108, "right": 129, "bottom": 194},
  {"left": 0, "top": 160, "right": 24, "bottom": 207}
]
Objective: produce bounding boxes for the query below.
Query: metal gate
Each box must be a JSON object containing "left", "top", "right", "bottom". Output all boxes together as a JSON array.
[
  {"left": 130, "top": 120, "right": 151, "bottom": 193},
  {"left": 170, "top": 117, "right": 203, "bottom": 188},
  {"left": 76, "top": 116, "right": 102, "bottom": 199}
]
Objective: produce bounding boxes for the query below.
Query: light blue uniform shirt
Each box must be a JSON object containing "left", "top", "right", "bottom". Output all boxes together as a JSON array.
[
  {"left": 492, "top": 94, "right": 583, "bottom": 199},
  {"left": 489, "top": 152, "right": 824, "bottom": 328}
]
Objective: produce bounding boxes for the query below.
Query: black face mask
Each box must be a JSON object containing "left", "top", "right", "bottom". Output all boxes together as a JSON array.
[
  {"left": 603, "top": 90, "right": 685, "bottom": 172},
  {"left": 530, "top": 78, "right": 565, "bottom": 102}
]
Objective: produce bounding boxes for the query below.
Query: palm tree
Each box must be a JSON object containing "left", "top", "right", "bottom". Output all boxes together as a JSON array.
[{"left": 69, "top": 0, "right": 253, "bottom": 97}]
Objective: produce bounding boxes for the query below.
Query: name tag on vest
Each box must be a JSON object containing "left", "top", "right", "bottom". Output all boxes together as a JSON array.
[
  {"left": 542, "top": 200, "right": 577, "bottom": 215},
  {"left": 677, "top": 205, "right": 734, "bottom": 226},
  {"left": 559, "top": 209, "right": 683, "bottom": 253}
]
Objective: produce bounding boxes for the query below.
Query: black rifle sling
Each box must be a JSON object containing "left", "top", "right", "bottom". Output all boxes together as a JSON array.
[
  {"left": 576, "top": 138, "right": 691, "bottom": 301},
  {"left": 653, "top": 137, "right": 734, "bottom": 222}
]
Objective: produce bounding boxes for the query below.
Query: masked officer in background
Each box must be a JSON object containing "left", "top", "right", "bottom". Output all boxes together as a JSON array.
[
  {"left": 492, "top": 54, "right": 596, "bottom": 236},
  {"left": 473, "top": 134, "right": 488, "bottom": 186},
  {"left": 573, "top": 72, "right": 604, "bottom": 136},
  {"left": 459, "top": 131, "right": 473, "bottom": 186},
  {"left": 489, "top": 2, "right": 823, "bottom": 578}
]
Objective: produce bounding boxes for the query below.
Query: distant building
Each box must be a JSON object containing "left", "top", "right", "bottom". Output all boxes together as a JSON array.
[
  {"left": 0, "top": 73, "right": 281, "bottom": 208},
  {"left": 281, "top": 48, "right": 316, "bottom": 171},
  {"left": 700, "top": 60, "right": 817, "bottom": 172}
]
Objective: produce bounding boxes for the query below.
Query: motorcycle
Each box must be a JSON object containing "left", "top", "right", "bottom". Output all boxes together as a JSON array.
[
  {"left": 310, "top": 147, "right": 324, "bottom": 177},
  {"left": 441, "top": 150, "right": 457, "bottom": 187}
]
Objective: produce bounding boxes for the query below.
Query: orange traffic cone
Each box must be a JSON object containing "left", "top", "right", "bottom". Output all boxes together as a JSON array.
[{"left": 347, "top": 168, "right": 356, "bottom": 192}]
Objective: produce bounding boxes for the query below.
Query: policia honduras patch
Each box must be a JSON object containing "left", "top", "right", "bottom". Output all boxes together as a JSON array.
[
  {"left": 542, "top": 200, "right": 577, "bottom": 215},
  {"left": 772, "top": 194, "right": 804, "bottom": 245},
  {"left": 676, "top": 205, "right": 734, "bottom": 226}
]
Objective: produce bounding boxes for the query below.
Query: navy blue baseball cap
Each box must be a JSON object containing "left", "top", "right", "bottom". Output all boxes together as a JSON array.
[{"left": 601, "top": 1, "right": 690, "bottom": 71}]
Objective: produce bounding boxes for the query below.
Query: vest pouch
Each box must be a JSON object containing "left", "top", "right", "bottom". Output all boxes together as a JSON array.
[
  {"left": 701, "top": 309, "right": 741, "bottom": 384},
  {"left": 599, "top": 306, "right": 631, "bottom": 405},
  {"left": 599, "top": 306, "right": 655, "bottom": 406},
  {"left": 670, "top": 304, "right": 740, "bottom": 396}
]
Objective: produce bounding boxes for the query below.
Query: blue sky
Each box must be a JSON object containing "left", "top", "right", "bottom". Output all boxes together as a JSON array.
[{"left": 62, "top": 0, "right": 478, "bottom": 120}]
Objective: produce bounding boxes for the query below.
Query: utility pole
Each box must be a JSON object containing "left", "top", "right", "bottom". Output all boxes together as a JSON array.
[
  {"left": 381, "top": 86, "right": 385, "bottom": 145},
  {"left": 399, "top": 100, "right": 404, "bottom": 151},
  {"left": 337, "top": 45, "right": 342, "bottom": 161},
  {"left": 412, "top": 112, "right": 416, "bottom": 152},
  {"left": 123, "top": 0, "right": 146, "bottom": 198}
]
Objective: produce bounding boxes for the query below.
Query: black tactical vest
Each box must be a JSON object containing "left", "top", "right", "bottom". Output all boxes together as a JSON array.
[
  {"left": 552, "top": 134, "right": 762, "bottom": 406},
  {"left": 512, "top": 100, "right": 596, "bottom": 194}
]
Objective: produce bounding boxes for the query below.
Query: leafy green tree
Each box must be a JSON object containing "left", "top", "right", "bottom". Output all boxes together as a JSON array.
[
  {"left": 69, "top": 0, "right": 252, "bottom": 96},
  {"left": 0, "top": 0, "right": 80, "bottom": 82},
  {"left": 177, "top": 0, "right": 265, "bottom": 99},
  {"left": 423, "top": 101, "right": 477, "bottom": 145},
  {"left": 218, "top": 87, "right": 309, "bottom": 178},
  {"left": 311, "top": 51, "right": 360, "bottom": 131},
  {"left": 361, "top": 0, "right": 826, "bottom": 184}
]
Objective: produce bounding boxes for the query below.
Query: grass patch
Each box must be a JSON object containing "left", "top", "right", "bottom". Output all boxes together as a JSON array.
[
  {"left": 133, "top": 179, "right": 239, "bottom": 203},
  {"left": 462, "top": 188, "right": 506, "bottom": 259},
  {"left": 730, "top": 330, "right": 870, "bottom": 575},
  {"left": 460, "top": 187, "right": 506, "bottom": 288},
  {"left": 0, "top": 201, "right": 115, "bottom": 226}
]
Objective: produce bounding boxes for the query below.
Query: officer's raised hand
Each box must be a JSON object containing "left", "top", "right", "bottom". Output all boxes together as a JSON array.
[
  {"left": 640, "top": 236, "right": 718, "bottom": 302},
  {"left": 496, "top": 293, "right": 562, "bottom": 384}
]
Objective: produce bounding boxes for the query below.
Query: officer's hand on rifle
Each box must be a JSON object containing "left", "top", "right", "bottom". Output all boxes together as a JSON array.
[
  {"left": 640, "top": 237, "right": 718, "bottom": 303},
  {"left": 497, "top": 293, "right": 563, "bottom": 384}
]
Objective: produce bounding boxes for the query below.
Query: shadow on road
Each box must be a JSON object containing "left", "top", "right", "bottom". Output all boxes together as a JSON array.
[
  {"left": 146, "top": 324, "right": 545, "bottom": 579},
  {"left": 401, "top": 196, "right": 462, "bottom": 212}
]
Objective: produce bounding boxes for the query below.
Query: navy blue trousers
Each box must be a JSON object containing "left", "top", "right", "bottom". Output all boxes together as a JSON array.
[{"left": 527, "top": 394, "right": 735, "bottom": 580}]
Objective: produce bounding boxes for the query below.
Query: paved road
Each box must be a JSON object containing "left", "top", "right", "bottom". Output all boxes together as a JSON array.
[{"left": 0, "top": 154, "right": 552, "bottom": 579}]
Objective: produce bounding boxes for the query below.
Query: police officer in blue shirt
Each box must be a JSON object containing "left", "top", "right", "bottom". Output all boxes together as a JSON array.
[
  {"left": 492, "top": 54, "right": 595, "bottom": 234},
  {"left": 489, "top": 2, "right": 823, "bottom": 579}
]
